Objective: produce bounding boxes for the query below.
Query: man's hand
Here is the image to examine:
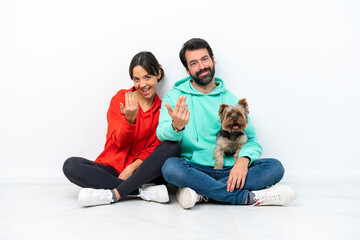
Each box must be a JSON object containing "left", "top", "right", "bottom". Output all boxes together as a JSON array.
[
  {"left": 120, "top": 92, "right": 138, "bottom": 124},
  {"left": 164, "top": 96, "right": 190, "bottom": 131},
  {"left": 227, "top": 157, "right": 250, "bottom": 192}
]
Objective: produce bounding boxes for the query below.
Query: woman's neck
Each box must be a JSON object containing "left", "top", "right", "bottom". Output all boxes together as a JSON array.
[{"left": 134, "top": 90, "right": 155, "bottom": 112}]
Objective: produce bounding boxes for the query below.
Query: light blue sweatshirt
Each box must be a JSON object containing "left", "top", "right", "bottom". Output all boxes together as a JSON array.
[{"left": 156, "top": 76, "right": 263, "bottom": 166}]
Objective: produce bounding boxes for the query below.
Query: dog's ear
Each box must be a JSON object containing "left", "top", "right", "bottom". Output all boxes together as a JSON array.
[
  {"left": 238, "top": 98, "right": 249, "bottom": 114},
  {"left": 218, "top": 104, "right": 228, "bottom": 117}
]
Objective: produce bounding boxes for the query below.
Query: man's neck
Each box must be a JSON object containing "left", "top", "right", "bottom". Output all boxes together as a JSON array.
[{"left": 191, "top": 78, "right": 217, "bottom": 94}]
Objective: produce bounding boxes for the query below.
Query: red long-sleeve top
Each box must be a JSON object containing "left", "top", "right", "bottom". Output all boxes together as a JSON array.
[{"left": 95, "top": 87, "right": 162, "bottom": 173}]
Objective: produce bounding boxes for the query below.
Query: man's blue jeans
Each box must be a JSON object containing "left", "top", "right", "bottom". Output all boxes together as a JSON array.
[{"left": 161, "top": 158, "right": 284, "bottom": 205}]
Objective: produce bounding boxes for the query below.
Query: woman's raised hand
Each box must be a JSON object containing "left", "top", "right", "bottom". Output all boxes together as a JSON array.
[
  {"left": 120, "top": 92, "right": 138, "bottom": 124},
  {"left": 164, "top": 96, "right": 190, "bottom": 131}
]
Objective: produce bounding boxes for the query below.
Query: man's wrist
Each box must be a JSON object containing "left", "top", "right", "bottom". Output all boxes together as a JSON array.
[
  {"left": 240, "top": 156, "right": 251, "bottom": 164},
  {"left": 171, "top": 122, "right": 185, "bottom": 132}
]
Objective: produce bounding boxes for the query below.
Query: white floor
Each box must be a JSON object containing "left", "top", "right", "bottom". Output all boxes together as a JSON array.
[{"left": 1, "top": 177, "right": 360, "bottom": 240}]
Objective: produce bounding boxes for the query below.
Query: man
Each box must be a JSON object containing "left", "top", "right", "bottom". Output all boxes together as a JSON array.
[{"left": 156, "top": 38, "right": 295, "bottom": 209}]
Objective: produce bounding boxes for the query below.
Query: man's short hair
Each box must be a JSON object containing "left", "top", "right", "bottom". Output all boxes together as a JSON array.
[{"left": 179, "top": 38, "right": 214, "bottom": 70}]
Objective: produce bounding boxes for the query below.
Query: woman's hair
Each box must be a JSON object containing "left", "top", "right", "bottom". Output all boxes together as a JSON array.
[
  {"left": 129, "top": 51, "right": 164, "bottom": 82},
  {"left": 179, "top": 38, "right": 214, "bottom": 70}
]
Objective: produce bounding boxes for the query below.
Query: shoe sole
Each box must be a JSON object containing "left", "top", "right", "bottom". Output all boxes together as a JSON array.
[{"left": 176, "top": 188, "right": 197, "bottom": 209}]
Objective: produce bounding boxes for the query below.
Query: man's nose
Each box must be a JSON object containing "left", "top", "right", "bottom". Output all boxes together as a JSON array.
[{"left": 198, "top": 61, "right": 205, "bottom": 70}]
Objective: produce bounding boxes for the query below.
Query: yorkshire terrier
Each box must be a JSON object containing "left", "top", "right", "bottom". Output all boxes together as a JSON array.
[{"left": 213, "top": 98, "right": 249, "bottom": 169}]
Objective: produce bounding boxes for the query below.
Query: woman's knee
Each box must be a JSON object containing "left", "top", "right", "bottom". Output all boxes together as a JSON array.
[
  {"left": 63, "top": 157, "right": 81, "bottom": 178},
  {"left": 159, "top": 141, "right": 181, "bottom": 157}
]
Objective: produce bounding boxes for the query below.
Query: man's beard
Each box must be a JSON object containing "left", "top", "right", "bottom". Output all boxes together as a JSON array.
[{"left": 190, "top": 66, "right": 215, "bottom": 86}]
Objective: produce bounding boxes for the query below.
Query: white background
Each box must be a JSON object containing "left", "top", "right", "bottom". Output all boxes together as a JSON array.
[{"left": 1, "top": 0, "right": 359, "bottom": 182}]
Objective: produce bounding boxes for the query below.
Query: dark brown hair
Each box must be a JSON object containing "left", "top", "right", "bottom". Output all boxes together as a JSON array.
[
  {"left": 129, "top": 51, "right": 164, "bottom": 82},
  {"left": 179, "top": 38, "right": 214, "bottom": 70}
]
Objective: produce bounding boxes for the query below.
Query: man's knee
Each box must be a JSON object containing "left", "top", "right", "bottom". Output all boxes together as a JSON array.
[
  {"left": 161, "top": 157, "right": 183, "bottom": 182},
  {"left": 268, "top": 158, "right": 285, "bottom": 183}
]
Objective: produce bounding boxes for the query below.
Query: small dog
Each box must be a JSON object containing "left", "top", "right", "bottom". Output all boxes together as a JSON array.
[{"left": 213, "top": 98, "right": 249, "bottom": 169}]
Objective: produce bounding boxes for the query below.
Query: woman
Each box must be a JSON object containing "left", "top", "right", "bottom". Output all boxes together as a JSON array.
[{"left": 63, "top": 52, "right": 180, "bottom": 207}]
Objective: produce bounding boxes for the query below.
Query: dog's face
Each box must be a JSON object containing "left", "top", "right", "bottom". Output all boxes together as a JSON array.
[{"left": 218, "top": 98, "right": 249, "bottom": 132}]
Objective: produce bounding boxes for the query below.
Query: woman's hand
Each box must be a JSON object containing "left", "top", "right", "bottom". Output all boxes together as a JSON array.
[
  {"left": 164, "top": 96, "right": 190, "bottom": 131},
  {"left": 118, "top": 165, "right": 136, "bottom": 180},
  {"left": 227, "top": 157, "right": 250, "bottom": 192},
  {"left": 120, "top": 92, "right": 138, "bottom": 124},
  {"left": 118, "top": 159, "right": 143, "bottom": 180}
]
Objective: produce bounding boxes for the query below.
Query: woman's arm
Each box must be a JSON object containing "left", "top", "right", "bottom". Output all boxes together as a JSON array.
[{"left": 106, "top": 92, "right": 138, "bottom": 148}]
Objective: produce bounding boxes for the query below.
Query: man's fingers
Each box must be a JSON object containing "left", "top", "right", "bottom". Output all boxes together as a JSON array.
[
  {"left": 174, "top": 96, "right": 182, "bottom": 112},
  {"left": 240, "top": 175, "right": 246, "bottom": 189},
  {"left": 179, "top": 96, "right": 186, "bottom": 113},
  {"left": 164, "top": 103, "right": 173, "bottom": 115},
  {"left": 185, "top": 107, "right": 190, "bottom": 121},
  {"left": 227, "top": 176, "right": 236, "bottom": 192},
  {"left": 174, "top": 96, "right": 187, "bottom": 113}
]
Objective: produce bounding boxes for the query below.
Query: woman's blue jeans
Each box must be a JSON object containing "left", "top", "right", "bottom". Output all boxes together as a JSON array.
[{"left": 161, "top": 158, "right": 284, "bottom": 205}]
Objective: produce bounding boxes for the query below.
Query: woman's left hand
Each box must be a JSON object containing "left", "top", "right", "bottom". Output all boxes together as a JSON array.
[
  {"left": 118, "top": 165, "right": 135, "bottom": 180},
  {"left": 118, "top": 159, "right": 143, "bottom": 180}
]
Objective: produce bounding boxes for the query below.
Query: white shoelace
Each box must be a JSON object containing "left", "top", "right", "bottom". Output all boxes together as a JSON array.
[{"left": 139, "top": 188, "right": 154, "bottom": 201}]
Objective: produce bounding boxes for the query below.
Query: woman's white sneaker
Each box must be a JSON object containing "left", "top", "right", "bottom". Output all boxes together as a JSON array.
[
  {"left": 252, "top": 184, "right": 296, "bottom": 206},
  {"left": 78, "top": 188, "right": 114, "bottom": 207},
  {"left": 138, "top": 184, "right": 169, "bottom": 203},
  {"left": 176, "top": 187, "right": 207, "bottom": 209}
]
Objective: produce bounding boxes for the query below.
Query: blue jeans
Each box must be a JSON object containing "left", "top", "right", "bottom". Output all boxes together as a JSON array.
[{"left": 161, "top": 158, "right": 284, "bottom": 205}]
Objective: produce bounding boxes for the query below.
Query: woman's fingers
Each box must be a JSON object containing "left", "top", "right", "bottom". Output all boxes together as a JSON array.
[{"left": 120, "top": 103, "right": 125, "bottom": 114}]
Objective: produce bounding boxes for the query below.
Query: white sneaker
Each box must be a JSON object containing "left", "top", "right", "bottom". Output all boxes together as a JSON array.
[
  {"left": 78, "top": 188, "right": 114, "bottom": 207},
  {"left": 138, "top": 184, "right": 169, "bottom": 203},
  {"left": 176, "top": 187, "right": 207, "bottom": 209},
  {"left": 252, "top": 184, "right": 296, "bottom": 206}
]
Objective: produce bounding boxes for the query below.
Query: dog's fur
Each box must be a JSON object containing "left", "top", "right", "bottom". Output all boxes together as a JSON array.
[{"left": 213, "top": 98, "right": 249, "bottom": 169}]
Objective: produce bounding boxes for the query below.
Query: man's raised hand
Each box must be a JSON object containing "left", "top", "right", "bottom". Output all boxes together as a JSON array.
[{"left": 164, "top": 96, "right": 190, "bottom": 131}]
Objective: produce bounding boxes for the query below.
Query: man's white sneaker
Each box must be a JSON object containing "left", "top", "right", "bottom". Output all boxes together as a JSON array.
[
  {"left": 176, "top": 187, "right": 207, "bottom": 209},
  {"left": 78, "top": 188, "right": 114, "bottom": 207},
  {"left": 252, "top": 184, "right": 296, "bottom": 206},
  {"left": 138, "top": 184, "right": 169, "bottom": 203}
]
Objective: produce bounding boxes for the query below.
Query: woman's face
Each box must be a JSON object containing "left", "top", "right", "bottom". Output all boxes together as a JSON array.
[{"left": 132, "top": 65, "right": 159, "bottom": 100}]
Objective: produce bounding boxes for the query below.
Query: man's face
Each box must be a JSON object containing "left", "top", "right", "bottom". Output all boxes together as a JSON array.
[{"left": 185, "top": 48, "right": 215, "bottom": 86}]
